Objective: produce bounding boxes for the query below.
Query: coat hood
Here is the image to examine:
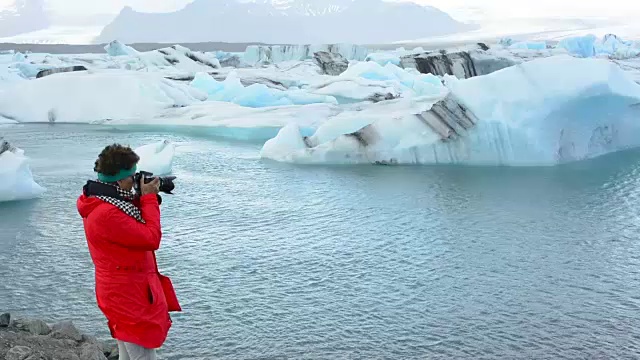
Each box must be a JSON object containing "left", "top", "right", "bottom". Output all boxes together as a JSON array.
[{"left": 77, "top": 194, "right": 105, "bottom": 218}]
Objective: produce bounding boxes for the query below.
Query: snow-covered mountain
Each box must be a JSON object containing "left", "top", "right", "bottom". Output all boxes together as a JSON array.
[
  {"left": 0, "top": 0, "right": 50, "bottom": 37},
  {"left": 96, "top": 0, "right": 476, "bottom": 44}
]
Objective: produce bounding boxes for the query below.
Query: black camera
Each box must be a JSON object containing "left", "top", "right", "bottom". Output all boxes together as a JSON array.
[{"left": 133, "top": 171, "right": 177, "bottom": 195}]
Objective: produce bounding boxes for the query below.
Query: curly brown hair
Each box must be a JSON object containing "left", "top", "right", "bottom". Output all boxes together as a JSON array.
[{"left": 93, "top": 144, "right": 140, "bottom": 176}]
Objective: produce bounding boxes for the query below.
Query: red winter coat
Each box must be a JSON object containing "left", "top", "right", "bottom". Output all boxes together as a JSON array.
[{"left": 77, "top": 193, "right": 177, "bottom": 349}]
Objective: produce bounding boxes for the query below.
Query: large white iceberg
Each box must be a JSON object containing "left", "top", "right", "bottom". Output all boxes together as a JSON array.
[
  {"left": 0, "top": 70, "right": 206, "bottom": 123},
  {"left": 0, "top": 140, "right": 45, "bottom": 202},
  {"left": 261, "top": 55, "right": 640, "bottom": 166}
]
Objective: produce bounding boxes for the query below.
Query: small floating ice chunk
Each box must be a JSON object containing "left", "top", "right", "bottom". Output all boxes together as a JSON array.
[{"left": 135, "top": 140, "right": 176, "bottom": 175}]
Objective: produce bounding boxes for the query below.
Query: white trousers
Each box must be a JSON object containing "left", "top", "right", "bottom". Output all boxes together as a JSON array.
[{"left": 117, "top": 340, "right": 158, "bottom": 360}]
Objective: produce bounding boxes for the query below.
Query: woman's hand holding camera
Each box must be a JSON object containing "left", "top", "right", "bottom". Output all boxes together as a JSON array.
[{"left": 141, "top": 177, "right": 160, "bottom": 195}]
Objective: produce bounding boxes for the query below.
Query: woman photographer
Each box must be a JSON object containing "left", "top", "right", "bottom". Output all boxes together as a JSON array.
[{"left": 77, "top": 144, "right": 180, "bottom": 360}]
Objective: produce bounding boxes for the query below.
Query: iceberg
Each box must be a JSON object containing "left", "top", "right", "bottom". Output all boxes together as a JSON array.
[
  {"left": 244, "top": 44, "right": 370, "bottom": 65},
  {"left": 261, "top": 55, "right": 640, "bottom": 166},
  {"left": 35, "top": 66, "right": 88, "bottom": 79},
  {"left": 0, "top": 139, "right": 45, "bottom": 202},
  {"left": 557, "top": 34, "right": 640, "bottom": 60},
  {"left": 366, "top": 53, "right": 402, "bottom": 67},
  {"left": 190, "top": 71, "right": 338, "bottom": 108},
  {"left": 11, "top": 62, "right": 56, "bottom": 79},
  {"left": 12, "top": 52, "right": 27, "bottom": 62},
  {"left": 112, "top": 45, "right": 221, "bottom": 74},
  {"left": 0, "top": 70, "right": 207, "bottom": 123},
  {"left": 499, "top": 38, "right": 514, "bottom": 47},
  {"left": 104, "top": 101, "right": 338, "bottom": 142},
  {"left": 365, "top": 47, "right": 426, "bottom": 67},
  {"left": 305, "top": 62, "right": 446, "bottom": 102},
  {"left": 212, "top": 60, "right": 326, "bottom": 90},
  {"left": 558, "top": 35, "right": 597, "bottom": 58},
  {"left": 509, "top": 41, "right": 547, "bottom": 50},
  {"left": 313, "top": 51, "right": 349, "bottom": 76},
  {"left": 104, "top": 40, "right": 140, "bottom": 57},
  {"left": 1, "top": 44, "right": 222, "bottom": 81},
  {"left": 0, "top": 65, "right": 24, "bottom": 86},
  {"left": 596, "top": 34, "right": 640, "bottom": 60},
  {"left": 400, "top": 50, "right": 517, "bottom": 79},
  {"left": 135, "top": 140, "right": 175, "bottom": 175}
]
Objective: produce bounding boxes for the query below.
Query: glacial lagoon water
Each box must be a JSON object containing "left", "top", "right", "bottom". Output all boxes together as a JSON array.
[{"left": 2, "top": 124, "right": 640, "bottom": 359}]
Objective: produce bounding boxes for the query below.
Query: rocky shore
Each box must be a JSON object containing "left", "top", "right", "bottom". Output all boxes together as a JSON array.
[{"left": 0, "top": 313, "right": 118, "bottom": 360}]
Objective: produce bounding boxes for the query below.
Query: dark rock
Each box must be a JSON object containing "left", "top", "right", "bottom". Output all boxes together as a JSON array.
[
  {"left": 0, "top": 317, "right": 114, "bottom": 360},
  {"left": 35, "top": 66, "right": 88, "bottom": 79},
  {"left": 477, "top": 42, "right": 490, "bottom": 51},
  {"left": 5, "top": 346, "right": 32, "bottom": 360},
  {"left": 313, "top": 51, "right": 348, "bottom": 76},
  {"left": 28, "top": 320, "right": 50, "bottom": 336},
  {"left": 50, "top": 321, "right": 82, "bottom": 342},
  {"left": 0, "top": 313, "right": 10, "bottom": 327}
]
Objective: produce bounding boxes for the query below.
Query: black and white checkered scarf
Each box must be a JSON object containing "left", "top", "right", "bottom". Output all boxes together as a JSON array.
[{"left": 93, "top": 181, "right": 145, "bottom": 224}]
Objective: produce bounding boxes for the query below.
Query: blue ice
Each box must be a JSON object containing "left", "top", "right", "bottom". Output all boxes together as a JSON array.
[
  {"left": 558, "top": 35, "right": 597, "bottom": 58},
  {"left": 557, "top": 34, "right": 640, "bottom": 59},
  {"left": 190, "top": 72, "right": 337, "bottom": 108},
  {"left": 509, "top": 41, "right": 547, "bottom": 50}
]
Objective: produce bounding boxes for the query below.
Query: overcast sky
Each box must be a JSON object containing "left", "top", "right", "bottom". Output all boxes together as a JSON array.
[{"left": 3, "top": 0, "right": 640, "bottom": 20}]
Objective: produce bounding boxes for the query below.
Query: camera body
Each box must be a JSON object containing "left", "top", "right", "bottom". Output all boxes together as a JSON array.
[{"left": 133, "top": 171, "right": 177, "bottom": 195}]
